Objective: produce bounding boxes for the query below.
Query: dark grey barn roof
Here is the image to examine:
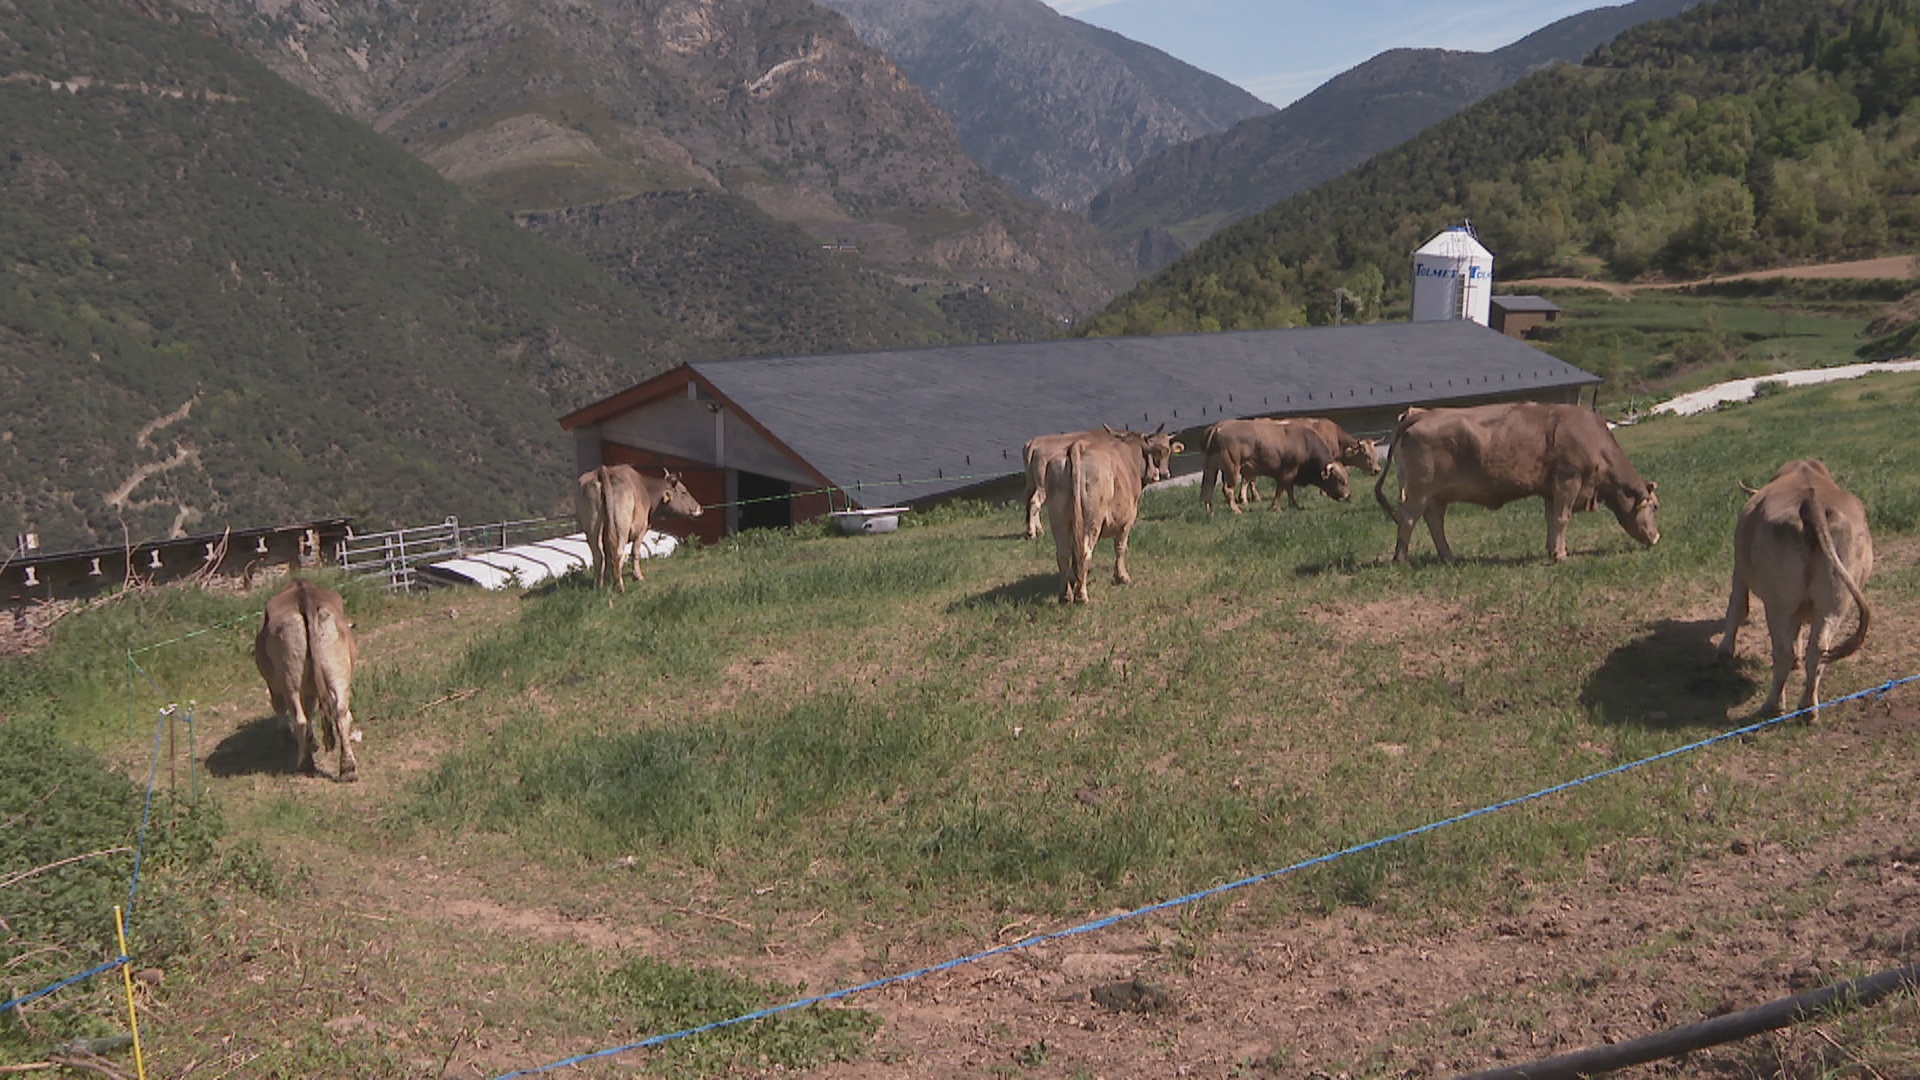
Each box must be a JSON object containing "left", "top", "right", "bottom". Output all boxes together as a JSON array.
[{"left": 688, "top": 320, "right": 1597, "bottom": 507}]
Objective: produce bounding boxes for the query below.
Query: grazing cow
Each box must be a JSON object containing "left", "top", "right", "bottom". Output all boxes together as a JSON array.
[
  {"left": 1044, "top": 435, "right": 1157, "bottom": 603},
  {"left": 1375, "top": 402, "right": 1659, "bottom": 562},
  {"left": 253, "top": 580, "right": 359, "bottom": 781},
  {"left": 1234, "top": 418, "right": 1381, "bottom": 508},
  {"left": 1199, "top": 418, "right": 1351, "bottom": 514},
  {"left": 575, "top": 465, "right": 704, "bottom": 590},
  {"left": 1023, "top": 425, "right": 1183, "bottom": 538},
  {"left": 1716, "top": 459, "right": 1873, "bottom": 717}
]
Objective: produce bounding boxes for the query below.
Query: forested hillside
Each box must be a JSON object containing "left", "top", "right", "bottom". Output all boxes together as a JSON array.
[
  {"left": 1086, "top": 0, "right": 1701, "bottom": 269},
  {"left": 0, "top": 0, "right": 683, "bottom": 549},
  {"left": 1084, "top": 0, "right": 1920, "bottom": 336}
]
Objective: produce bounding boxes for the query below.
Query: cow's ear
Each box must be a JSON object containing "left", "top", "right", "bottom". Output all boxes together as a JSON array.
[
  {"left": 1321, "top": 462, "right": 1337, "bottom": 479},
  {"left": 1645, "top": 480, "right": 1656, "bottom": 493},
  {"left": 1171, "top": 441, "right": 1185, "bottom": 453}
]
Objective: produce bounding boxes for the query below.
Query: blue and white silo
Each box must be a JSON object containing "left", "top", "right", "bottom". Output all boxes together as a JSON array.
[{"left": 1410, "top": 225, "right": 1494, "bottom": 326}]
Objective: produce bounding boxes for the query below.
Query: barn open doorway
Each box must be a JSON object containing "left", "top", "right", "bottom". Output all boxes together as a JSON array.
[{"left": 736, "top": 471, "right": 793, "bottom": 531}]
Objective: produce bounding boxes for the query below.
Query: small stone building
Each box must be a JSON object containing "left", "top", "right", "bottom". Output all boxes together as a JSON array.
[{"left": 1489, "top": 296, "right": 1563, "bottom": 340}]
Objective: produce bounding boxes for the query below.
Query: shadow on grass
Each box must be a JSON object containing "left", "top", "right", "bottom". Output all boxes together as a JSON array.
[
  {"left": 206, "top": 716, "right": 294, "bottom": 777},
  {"left": 951, "top": 573, "right": 1061, "bottom": 610},
  {"left": 1296, "top": 551, "right": 1542, "bottom": 576},
  {"left": 1580, "top": 618, "right": 1757, "bottom": 729}
]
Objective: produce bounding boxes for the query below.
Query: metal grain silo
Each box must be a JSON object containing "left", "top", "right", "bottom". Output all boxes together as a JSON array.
[{"left": 1410, "top": 224, "right": 1494, "bottom": 326}]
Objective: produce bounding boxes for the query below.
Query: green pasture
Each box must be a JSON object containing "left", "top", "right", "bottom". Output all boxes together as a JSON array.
[
  {"left": 5, "top": 373, "right": 1918, "bottom": 1075},
  {"left": 1540, "top": 279, "right": 1914, "bottom": 408}
]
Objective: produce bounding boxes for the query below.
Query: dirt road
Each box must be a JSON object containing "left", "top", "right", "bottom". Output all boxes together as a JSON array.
[{"left": 1506, "top": 255, "right": 1917, "bottom": 295}]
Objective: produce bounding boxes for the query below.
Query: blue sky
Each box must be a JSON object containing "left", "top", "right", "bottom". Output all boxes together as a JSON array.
[{"left": 1042, "top": 0, "right": 1626, "bottom": 108}]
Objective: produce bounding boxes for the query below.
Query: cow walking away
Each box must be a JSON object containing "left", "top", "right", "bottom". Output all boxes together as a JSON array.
[
  {"left": 1199, "top": 418, "right": 1351, "bottom": 514},
  {"left": 576, "top": 465, "right": 704, "bottom": 590},
  {"left": 254, "top": 580, "right": 359, "bottom": 781},
  {"left": 1045, "top": 434, "right": 1159, "bottom": 603},
  {"left": 1231, "top": 418, "right": 1380, "bottom": 508},
  {"left": 1716, "top": 459, "right": 1873, "bottom": 717},
  {"left": 1023, "top": 425, "right": 1182, "bottom": 539},
  {"left": 1375, "top": 402, "right": 1659, "bottom": 562}
]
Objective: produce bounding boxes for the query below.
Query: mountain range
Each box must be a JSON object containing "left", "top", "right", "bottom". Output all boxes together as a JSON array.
[
  {"left": 8, "top": 0, "right": 1901, "bottom": 553},
  {"left": 171, "top": 0, "right": 1134, "bottom": 325},
  {"left": 1087, "top": 0, "right": 1704, "bottom": 271},
  {"left": 814, "top": 0, "right": 1273, "bottom": 211}
]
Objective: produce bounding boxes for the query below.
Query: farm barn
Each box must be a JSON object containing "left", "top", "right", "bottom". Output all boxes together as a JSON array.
[{"left": 560, "top": 320, "right": 1599, "bottom": 539}]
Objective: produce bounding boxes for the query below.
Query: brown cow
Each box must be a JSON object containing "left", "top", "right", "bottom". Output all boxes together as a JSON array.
[
  {"left": 575, "top": 465, "right": 705, "bottom": 590},
  {"left": 1199, "top": 418, "right": 1351, "bottom": 514},
  {"left": 1375, "top": 402, "right": 1659, "bottom": 562},
  {"left": 253, "top": 580, "right": 359, "bottom": 781},
  {"left": 1234, "top": 418, "right": 1381, "bottom": 507},
  {"left": 1023, "top": 425, "right": 1183, "bottom": 538},
  {"left": 1044, "top": 435, "right": 1155, "bottom": 603},
  {"left": 1716, "top": 459, "right": 1873, "bottom": 717}
]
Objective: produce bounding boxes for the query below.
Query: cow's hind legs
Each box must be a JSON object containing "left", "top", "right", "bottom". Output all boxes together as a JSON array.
[
  {"left": 1796, "top": 615, "right": 1834, "bottom": 719},
  {"left": 1112, "top": 524, "right": 1133, "bottom": 585},
  {"left": 1422, "top": 501, "right": 1455, "bottom": 562},
  {"left": 1716, "top": 572, "right": 1749, "bottom": 661},
  {"left": 1760, "top": 606, "right": 1799, "bottom": 716}
]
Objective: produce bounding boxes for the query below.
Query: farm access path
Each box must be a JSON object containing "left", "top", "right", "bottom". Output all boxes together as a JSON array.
[{"left": 1504, "top": 254, "right": 1919, "bottom": 296}]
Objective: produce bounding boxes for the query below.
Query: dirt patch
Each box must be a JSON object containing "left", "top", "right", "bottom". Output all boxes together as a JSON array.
[{"left": 1304, "top": 596, "right": 1473, "bottom": 647}]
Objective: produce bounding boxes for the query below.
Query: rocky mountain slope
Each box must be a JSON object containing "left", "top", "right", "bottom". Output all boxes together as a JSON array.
[
  {"left": 174, "top": 0, "right": 1133, "bottom": 323},
  {"left": 815, "top": 0, "right": 1273, "bottom": 211},
  {"left": 1089, "top": 0, "right": 1702, "bottom": 271},
  {"left": 0, "top": 0, "right": 698, "bottom": 549}
]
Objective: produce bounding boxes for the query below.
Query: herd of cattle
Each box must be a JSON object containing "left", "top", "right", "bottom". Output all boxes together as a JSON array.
[{"left": 250, "top": 400, "right": 1875, "bottom": 782}]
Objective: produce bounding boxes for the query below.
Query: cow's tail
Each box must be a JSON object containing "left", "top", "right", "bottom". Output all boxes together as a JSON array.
[
  {"left": 1373, "top": 413, "right": 1415, "bottom": 522},
  {"left": 596, "top": 465, "right": 621, "bottom": 583},
  {"left": 1803, "top": 494, "right": 1871, "bottom": 664},
  {"left": 1067, "top": 441, "right": 1094, "bottom": 588},
  {"left": 297, "top": 583, "right": 341, "bottom": 753}
]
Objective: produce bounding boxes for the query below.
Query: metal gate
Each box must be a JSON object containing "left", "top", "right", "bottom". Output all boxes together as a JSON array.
[{"left": 336, "top": 516, "right": 576, "bottom": 592}]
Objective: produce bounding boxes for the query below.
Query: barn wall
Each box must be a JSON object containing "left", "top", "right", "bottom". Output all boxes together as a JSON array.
[
  {"left": 600, "top": 397, "right": 817, "bottom": 486},
  {"left": 599, "top": 445, "right": 728, "bottom": 545}
]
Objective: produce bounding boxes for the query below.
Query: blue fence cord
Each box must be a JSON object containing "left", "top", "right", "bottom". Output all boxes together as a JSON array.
[
  {"left": 1, "top": 656, "right": 195, "bottom": 1015},
  {"left": 489, "top": 674, "right": 1918, "bottom": 1079}
]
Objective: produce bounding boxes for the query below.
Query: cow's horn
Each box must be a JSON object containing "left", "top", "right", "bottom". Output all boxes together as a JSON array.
[{"left": 1154, "top": 422, "right": 1165, "bottom": 434}]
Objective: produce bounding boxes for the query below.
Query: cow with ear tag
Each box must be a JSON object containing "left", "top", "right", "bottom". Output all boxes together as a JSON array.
[
  {"left": 254, "top": 580, "right": 359, "bottom": 781},
  {"left": 1198, "top": 418, "right": 1350, "bottom": 514},
  {"left": 1375, "top": 402, "right": 1659, "bottom": 562},
  {"left": 1021, "top": 423, "right": 1182, "bottom": 538},
  {"left": 575, "top": 465, "right": 705, "bottom": 590}
]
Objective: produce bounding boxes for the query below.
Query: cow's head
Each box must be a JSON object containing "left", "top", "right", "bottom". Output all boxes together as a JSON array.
[
  {"left": 1611, "top": 480, "right": 1659, "bottom": 547},
  {"left": 1343, "top": 439, "right": 1382, "bottom": 476},
  {"left": 658, "top": 471, "right": 706, "bottom": 518},
  {"left": 1316, "top": 460, "right": 1352, "bottom": 502},
  {"left": 1142, "top": 424, "right": 1183, "bottom": 484},
  {"left": 1105, "top": 423, "right": 1183, "bottom": 485}
]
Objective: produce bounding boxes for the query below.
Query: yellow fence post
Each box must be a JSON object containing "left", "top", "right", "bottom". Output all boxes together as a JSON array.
[{"left": 112, "top": 906, "right": 148, "bottom": 1080}]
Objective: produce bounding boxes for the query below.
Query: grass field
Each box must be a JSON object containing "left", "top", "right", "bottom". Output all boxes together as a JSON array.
[
  {"left": 1538, "top": 280, "right": 1915, "bottom": 411},
  {"left": 4, "top": 374, "right": 1919, "bottom": 1078}
]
